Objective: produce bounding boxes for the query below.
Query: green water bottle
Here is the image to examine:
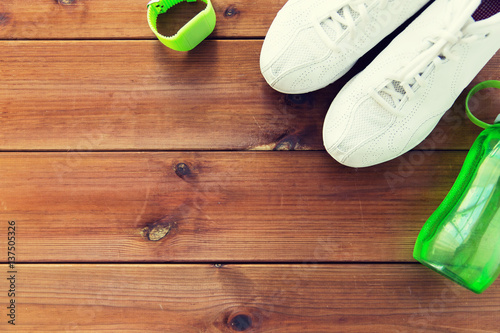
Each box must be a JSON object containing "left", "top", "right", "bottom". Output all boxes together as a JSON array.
[{"left": 413, "top": 80, "right": 500, "bottom": 294}]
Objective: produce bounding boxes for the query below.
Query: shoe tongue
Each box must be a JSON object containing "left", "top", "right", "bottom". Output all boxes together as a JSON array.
[
  {"left": 378, "top": 90, "right": 396, "bottom": 108},
  {"left": 320, "top": 3, "right": 365, "bottom": 40},
  {"left": 338, "top": 5, "right": 362, "bottom": 22},
  {"left": 320, "top": 20, "right": 339, "bottom": 41}
]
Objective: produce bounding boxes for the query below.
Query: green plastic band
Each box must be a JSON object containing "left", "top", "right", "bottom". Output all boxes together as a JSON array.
[
  {"left": 465, "top": 80, "right": 500, "bottom": 129},
  {"left": 147, "top": 0, "right": 216, "bottom": 51}
]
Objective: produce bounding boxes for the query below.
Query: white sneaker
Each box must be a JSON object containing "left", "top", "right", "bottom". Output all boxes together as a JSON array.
[
  {"left": 323, "top": 0, "right": 500, "bottom": 167},
  {"left": 260, "top": 0, "right": 431, "bottom": 94}
]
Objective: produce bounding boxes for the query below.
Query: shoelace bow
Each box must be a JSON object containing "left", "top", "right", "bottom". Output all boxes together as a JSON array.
[
  {"left": 372, "top": 0, "right": 484, "bottom": 113},
  {"left": 323, "top": 0, "right": 388, "bottom": 44}
]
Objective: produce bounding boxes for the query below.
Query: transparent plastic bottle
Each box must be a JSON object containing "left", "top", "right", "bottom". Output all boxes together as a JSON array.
[
  {"left": 414, "top": 80, "right": 500, "bottom": 293},
  {"left": 414, "top": 127, "right": 500, "bottom": 293}
]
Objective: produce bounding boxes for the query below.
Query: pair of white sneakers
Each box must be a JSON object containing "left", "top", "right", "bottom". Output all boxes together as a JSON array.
[{"left": 261, "top": 0, "right": 500, "bottom": 167}]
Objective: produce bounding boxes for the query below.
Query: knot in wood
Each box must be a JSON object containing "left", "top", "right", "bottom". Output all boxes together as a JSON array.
[
  {"left": 174, "top": 163, "right": 191, "bottom": 178},
  {"left": 57, "top": 0, "right": 76, "bottom": 5},
  {"left": 224, "top": 5, "right": 240, "bottom": 18},
  {"left": 230, "top": 314, "right": 252, "bottom": 331},
  {"left": 142, "top": 223, "right": 171, "bottom": 242}
]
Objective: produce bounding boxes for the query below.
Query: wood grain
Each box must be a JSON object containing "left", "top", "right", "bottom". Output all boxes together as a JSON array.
[
  {"left": 1, "top": 264, "right": 499, "bottom": 332},
  {"left": 0, "top": 41, "right": 498, "bottom": 151},
  {"left": 0, "top": 0, "right": 285, "bottom": 39},
  {"left": 2, "top": 1, "right": 500, "bottom": 331},
  {"left": 0, "top": 151, "right": 468, "bottom": 263}
]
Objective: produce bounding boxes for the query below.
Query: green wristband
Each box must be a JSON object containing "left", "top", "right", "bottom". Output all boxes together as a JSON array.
[
  {"left": 147, "top": 0, "right": 216, "bottom": 51},
  {"left": 465, "top": 80, "right": 500, "bottom": 129}
]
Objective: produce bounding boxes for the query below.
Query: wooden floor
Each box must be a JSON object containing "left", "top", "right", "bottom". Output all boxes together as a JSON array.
[{"left": 1, "top": 0, "right": 499, "bottom": 331}]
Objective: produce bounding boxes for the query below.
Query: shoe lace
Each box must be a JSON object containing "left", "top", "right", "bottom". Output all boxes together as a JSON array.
[
  {"left": 371, "top": 0, "right": 484, "bottom": 114},
  {"left": 321, "top": 0, "right": 388, "bottom": 47}
]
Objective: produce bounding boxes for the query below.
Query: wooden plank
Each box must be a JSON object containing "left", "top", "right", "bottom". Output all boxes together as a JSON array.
[
  {"left": 0, "top": 41, "right": 498, "bottom": 151},
  {"left": 0, "top": 0, "right": 285, "bottom": 39},
  {"left": 0, "top": 151, "right": 470, "bottom": 263},
  {"left": 1, "top": 264, "right": 499, "bottom": 331},
  {"left": 0, "top": 40, "right": 320, "bottom": 151}
]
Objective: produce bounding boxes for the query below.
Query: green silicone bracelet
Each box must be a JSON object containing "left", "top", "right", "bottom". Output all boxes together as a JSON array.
[
  {"left": 465, "top": 80, "right": 500, "bottom": 129},
  {"left": 147, "top": 0, "right": 216, "bottom": 51}
]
